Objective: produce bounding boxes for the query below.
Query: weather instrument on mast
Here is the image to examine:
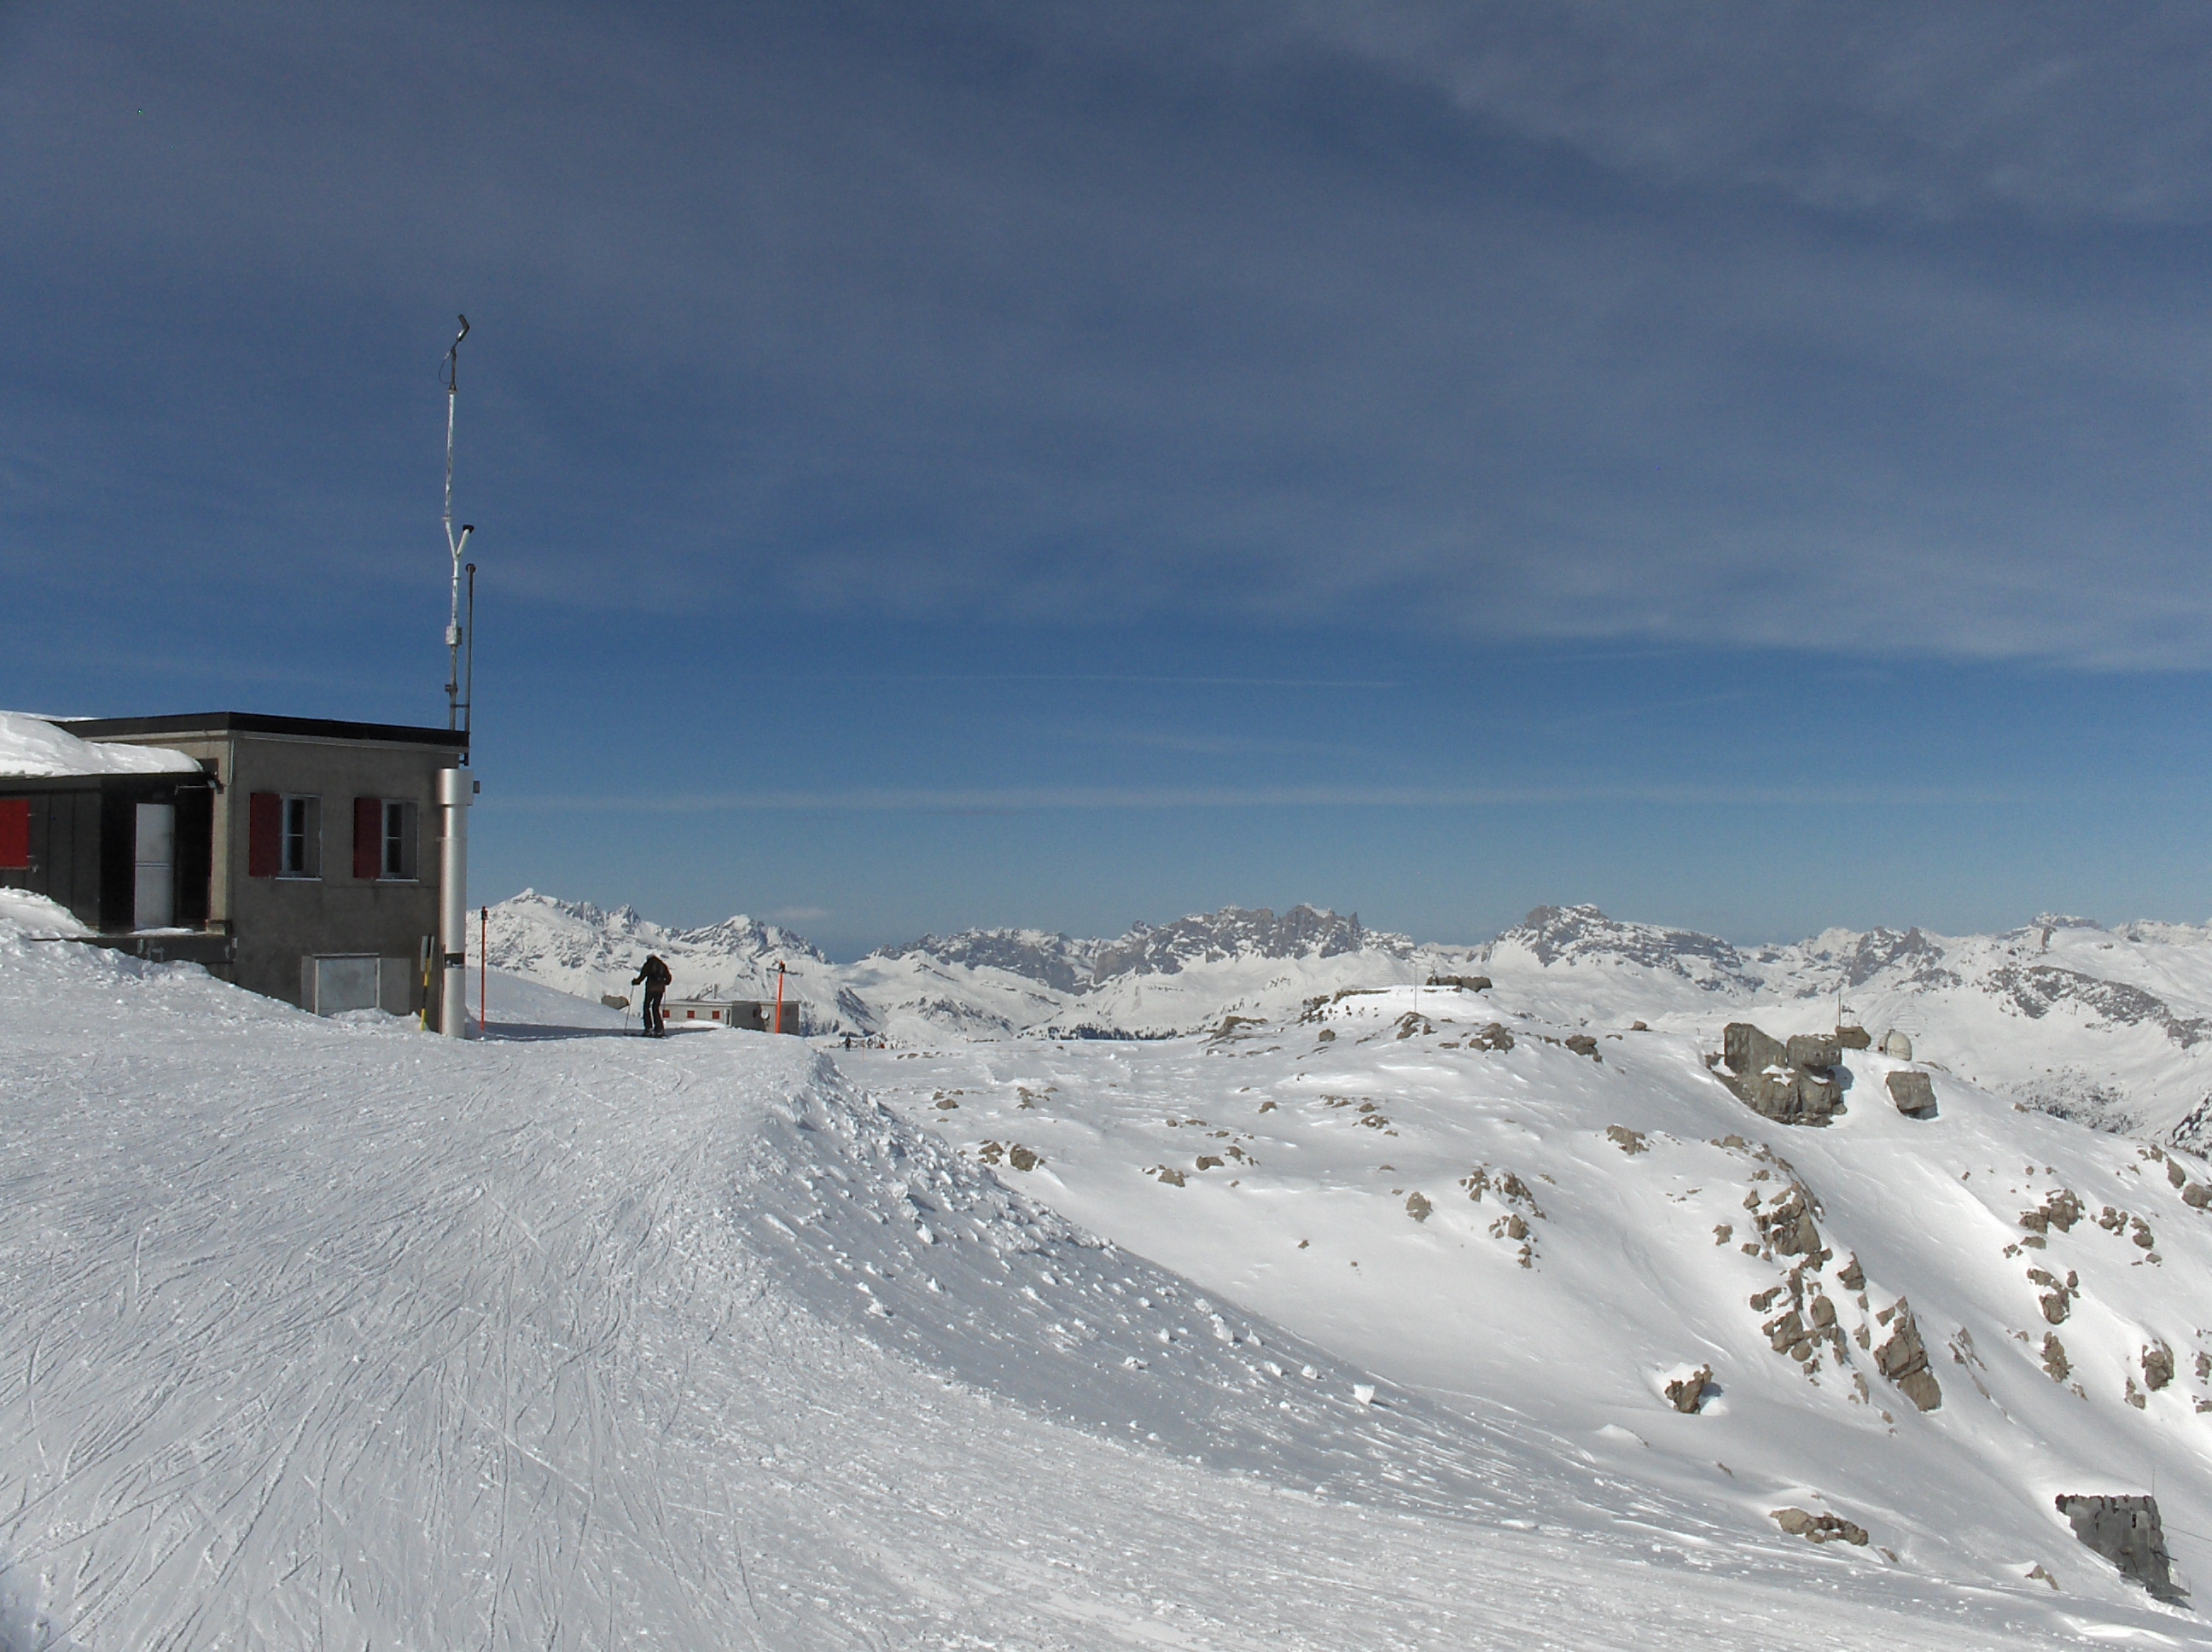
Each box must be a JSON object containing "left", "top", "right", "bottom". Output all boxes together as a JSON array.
[{"left": 440, "top": 315, "right": 477, "bottom": 741}]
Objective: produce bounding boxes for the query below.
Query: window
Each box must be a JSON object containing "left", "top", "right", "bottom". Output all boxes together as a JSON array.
[
  {"left": 382, "top": 800, "right": 417, "bottom": 879},
  {"left": 353, "top": 797, "right": 418, "bottom": 880},
  {"left": 279, "top": 795, "right": 320, "bottom": 877}
]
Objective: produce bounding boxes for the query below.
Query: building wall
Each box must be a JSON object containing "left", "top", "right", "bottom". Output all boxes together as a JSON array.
[
  {"left": 0, "top": 777, "right": 213, "bottom": 934},
  {"left": 89, "top": 730, "right": 463, "bottom": 1009},
  {"left": 0, "top": 787, "right": 103, "bottom": 922}
]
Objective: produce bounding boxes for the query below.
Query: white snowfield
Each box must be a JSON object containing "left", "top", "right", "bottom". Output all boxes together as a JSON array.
[
  {"left": 853, "top": 986, "right": 2212, "bottom": 1623},
  {"left": 3, "top": 910, "right": 2197, "bottom": 1646},
  {"left": 0, "top": 712, "right": 200, "bottom": 778}
]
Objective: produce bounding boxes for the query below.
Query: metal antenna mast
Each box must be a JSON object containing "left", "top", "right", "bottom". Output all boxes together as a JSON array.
[{"left": 441, "top": 316, "right": 475, "bottom": 734}]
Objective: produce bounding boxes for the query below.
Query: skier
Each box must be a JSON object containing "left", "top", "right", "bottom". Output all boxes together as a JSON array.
[{"left": 632, "top": 953, "right": 672, "bottom": 1037}]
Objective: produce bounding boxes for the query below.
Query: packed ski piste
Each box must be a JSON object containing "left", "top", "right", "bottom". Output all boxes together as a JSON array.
[{"left": 9, "top": 890, "right": 2212, "bottom": 1647}]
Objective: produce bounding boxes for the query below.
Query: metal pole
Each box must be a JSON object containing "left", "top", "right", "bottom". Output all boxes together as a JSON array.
[
  {"left": 462, "top": 561, "right": 477, "bottom": 760},
  {"left": 773, "top": 961, "right": 786, "bottom": 1035},
  {"left": 480, "top": 905, "right": 487, "bottom": 1034},
  {"left": 437, "top": 767, "right": 474, "bottom": 1037},
  {"left": 441, "top": 316, "right": 470, "bottom": 730}
]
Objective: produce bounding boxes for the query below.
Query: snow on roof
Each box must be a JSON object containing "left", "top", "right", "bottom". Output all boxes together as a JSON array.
[{"left": 0, "top": 710, "right": 201, "bottom": 778}]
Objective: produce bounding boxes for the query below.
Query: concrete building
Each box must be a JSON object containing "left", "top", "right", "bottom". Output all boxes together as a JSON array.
[
  {"left": 2, "top": 712, "right": 468, "bottom": 1017},
  {"left": 661, "top": 998, "right": 799, "bottom": 1032}
]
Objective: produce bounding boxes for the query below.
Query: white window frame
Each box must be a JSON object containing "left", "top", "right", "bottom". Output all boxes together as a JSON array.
[
  {"left": 381, "top": 799, "right": 420, "bottom": 881},
  {"left": 280, "top": 794, "right": 322, "bottom": 879}
]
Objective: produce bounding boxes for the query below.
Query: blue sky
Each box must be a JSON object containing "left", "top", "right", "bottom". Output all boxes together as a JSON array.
[{"left": 5, "top": 1, "right": 2210, "bottom": 956}]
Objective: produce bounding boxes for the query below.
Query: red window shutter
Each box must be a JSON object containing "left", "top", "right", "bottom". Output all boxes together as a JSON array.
[
  {"left": 247, "top": 792, "right": 281, "bottom": 877},
  {"left": 353, "top": 797, "right": 381, "bottom": 880},
  {"left": 0, "top": 800, "right": 27, "bottom": 870}
]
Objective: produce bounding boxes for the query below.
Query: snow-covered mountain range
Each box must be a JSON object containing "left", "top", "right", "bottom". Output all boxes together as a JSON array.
[
  {"left": 8, "top": 891, "right": 2212, "bottom": 1641},
  {"left": 484, "top": 890, "right": 1421, "bottom": 1042},
  {"left": 1483, "top": 905, "right": 2212, "bottom": 1142},
  {"left": 486, "top": 893, "right": 2212, "bottom": 1141}
]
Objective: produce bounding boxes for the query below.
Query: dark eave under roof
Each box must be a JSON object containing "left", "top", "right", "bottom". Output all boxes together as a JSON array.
[{"left": 55, "top": 713, "right": 468, "bottom": 749}]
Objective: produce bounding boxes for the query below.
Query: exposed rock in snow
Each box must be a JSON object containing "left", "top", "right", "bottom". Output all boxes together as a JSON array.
[
  {"left": 1887, "top": 1071, "right": 1939, "bottom": 1117},
  {"left": 1665, "top": 1365, "right": 1714, "bottom": 1414},
  {"left": 1772, "top": 1506, "right": 1869, "bottom": 1545},
  {"left": 1874, "top": 1300, "right": 1942, "bottom": 1411},
  {"left": 2058, "top": 1494, "right": 2186, "bottom": 1603}
]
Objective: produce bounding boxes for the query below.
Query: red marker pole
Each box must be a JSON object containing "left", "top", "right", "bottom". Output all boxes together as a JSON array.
[
  {"left": 773, "top": 960, "right": 786, "bottom": 1036},
  {"left": 479, "top": 905, "right": 487, "bottom": 1033}
]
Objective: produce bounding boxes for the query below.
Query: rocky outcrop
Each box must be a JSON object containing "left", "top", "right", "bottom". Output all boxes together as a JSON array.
[
  {"left": 1873, "top": 1299, "right": 1942, "bottom": 1411},
  {"left": 975, "top": 1141, "right": 1043, "bottom": 1172},
  {"left": 1665, "top": 1365, "right": 1714, "bottom": 1413},
  {"left": 2028, "top": 1265, "right": 2078, "bottom": 1324},
  {"left": 2056, "top": 1494, "right": 2186, "bottom": 1603},
  {"left": 1719, "top": 1021, "right": 1846, "bottom": 1126},
  {"left": 1886, "top": 1071, "right": 1937, "bottom": 1118},
  {"left": 1460, "top": 1164, "right": 1542, "bottom": 1266},
  {"left": 1427, "top": 974, "right": 1491, "bottom": 992},
  {"left": 1785, "top": 1032, "right": 1842, "bottom": 1070},
  {"left": 2020, "top": 1189, "right": 2084, "bottom": 1236},
  {"left": 2042, "top": 1333, "right": 2070, "bottom": 1382},
  {"left": 1771, "top": 1507, "right": 1869, "bottom": 1545},
  {"left": 1752, "top": 1184, "right": 1823, "bottom": 1257},
  {"left": 1726, "top": 1022, "right": 1785, "bottom": 1076}
]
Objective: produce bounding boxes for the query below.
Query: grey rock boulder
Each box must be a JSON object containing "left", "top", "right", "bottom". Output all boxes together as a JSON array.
[
  {"left": 2056, "top": 1494, "right": 2186, "bottom": 1603},
  {"left": 1785, "top": 1032, "right": 1842, "bottom": 1071},
  {"left": 1886, "top": 1071, "right": 1938, "bottom": 1119},
  {"left": 1724, "top": 1022, "right": 1785, "bottom": 1078}
]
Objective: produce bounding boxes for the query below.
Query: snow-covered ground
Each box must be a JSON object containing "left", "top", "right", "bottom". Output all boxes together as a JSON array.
[
  {"left": 5, "top": 904, "right": 2200, "bottom": 1645},
  {"left": 850, "top": 985, "right": 2212, "bottom": 1619}
]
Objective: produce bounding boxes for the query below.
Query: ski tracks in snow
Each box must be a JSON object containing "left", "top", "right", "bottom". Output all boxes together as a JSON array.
[{"left": 0, "top": 940, "right": 2184, "bottom": 1647}]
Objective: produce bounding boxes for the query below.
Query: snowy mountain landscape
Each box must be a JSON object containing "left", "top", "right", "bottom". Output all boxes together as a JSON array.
[
  {"left": 491, "top": 892, "right": 2212, "bottom": 1141},
  {"left": 9, "top": 893, "right": 2212, "bottom": 1643}
]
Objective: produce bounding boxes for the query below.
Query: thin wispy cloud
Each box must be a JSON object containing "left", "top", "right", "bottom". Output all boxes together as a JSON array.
[
  {"left": 5, "top": 1, "right": 2208, "bottom": 668},
  {"left": 488, "top": 781, "right": 2039, "bottom": 814},
  {"left": 1292, "top": 2, "right": 2212, "bottom": 224}
]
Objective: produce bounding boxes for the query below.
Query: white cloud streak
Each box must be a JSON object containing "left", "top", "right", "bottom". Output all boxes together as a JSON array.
[{"left": 486, "top": 781, "right": 2036, "bottom": 814}]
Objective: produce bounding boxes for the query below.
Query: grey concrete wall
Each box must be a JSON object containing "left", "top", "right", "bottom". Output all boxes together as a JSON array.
[{"left": 90, "top": 730, "right": 463, "bottom": 1009}]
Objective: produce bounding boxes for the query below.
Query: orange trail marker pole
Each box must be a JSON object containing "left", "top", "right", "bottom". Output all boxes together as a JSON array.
[{"left": 773, "top": 960, "right": 786, "bottom": 1035}]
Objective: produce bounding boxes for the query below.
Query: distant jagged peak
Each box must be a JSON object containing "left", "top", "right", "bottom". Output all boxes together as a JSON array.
[
  {"left": 875, "top": 929, "right": 1102, "bottom": 996},
  {"left": 1488, "top": 904, "right": 1755, "bottom": 987},
  {"left": 2029, "top": 913, "right": 2106, "bottom": 934},
  {"left": 672, "top": 913, "right": 830, "bottom": 964},
  {"left": 500, "top": 888, "right": 651, "bottom": 934},
  {"left": 1094, "top": 904, "right": 1409, "bottom": 980},
  {"left": 876, "top": 904, "right": 1412, "bottom": 992},
  {"left": 487, "top": 892, "right": 826, "bottom": 964},
  {"left": 1825, "top": 925, "right": 1953, "bottom": 990}
]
